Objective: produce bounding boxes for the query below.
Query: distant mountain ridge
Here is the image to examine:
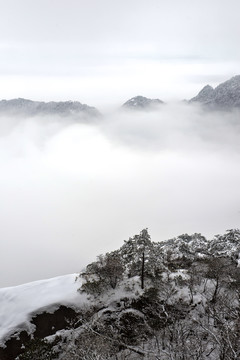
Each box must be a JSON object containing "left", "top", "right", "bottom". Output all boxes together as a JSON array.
[
  {"left": 1, "top": 76, "right": 240, "bottom": 116},
  {"left": 190, "top": 75, "right": 240, "bottom": 109},
  {"left": 122, "top": 95, "right": 164, "bottom": 110},
  {"left": 0, "top": 98, "right": 100, "bottom": 118}
]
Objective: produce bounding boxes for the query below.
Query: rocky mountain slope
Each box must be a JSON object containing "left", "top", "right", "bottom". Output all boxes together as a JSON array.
[
  {"left": 190, "top": 75, "right": 240, "bottom": 109},
  {"left": 1, "top": 228, "right": 240, "bottom": 359},
  {"left": 122, "top": 96, "right": 164, "bottom": 110},
  {"left": 0, "top": 98, "right": 100, "bottom": 118},
  {"left": 1, "top": 76, "right": 240, "bottom": 117}
]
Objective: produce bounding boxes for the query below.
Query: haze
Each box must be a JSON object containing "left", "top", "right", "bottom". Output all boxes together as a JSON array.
[
  {"left": 1, "top": 105, "right": 240, "bottom": 286},
  {"left": 0, "top": 0, "right": 240, "bottom": 286}
]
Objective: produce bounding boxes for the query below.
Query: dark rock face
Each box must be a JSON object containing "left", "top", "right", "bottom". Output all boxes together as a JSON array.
[
  {"left": 31, "top": 305, "right": 78, "bottom": 338},
  {"left": 190, "top": 75, "right": 240, "bottom": 109},
  {"left": 0, "top": 305, "right": 78, "bottom": 360},
  {"left": 0, "top": 98, "right": 100, "bottom": 118},
  {"left": 122, "top": 96, "right": 164, "bottom": 110},
  {"left": 0, "top": 331, "right": 30, "bottom": 360}
]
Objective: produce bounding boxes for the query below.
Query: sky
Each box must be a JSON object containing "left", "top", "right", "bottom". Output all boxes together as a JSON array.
[
  {"left": 0, "top": 0, "right": 239, "bottom": 108},
  {"left": 0, "top": 0, "right": 240, "bottom": 287}
]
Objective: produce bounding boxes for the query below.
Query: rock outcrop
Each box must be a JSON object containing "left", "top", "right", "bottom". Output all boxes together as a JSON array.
[
  {"left": 190, "top": 75, "right": 240, "bottom": 109},
  {"left": 0, "top": 98, "right": 100, "bottom": 118},
  {"left": 122, "top": 95, "right": 164, "bottom": 110}
]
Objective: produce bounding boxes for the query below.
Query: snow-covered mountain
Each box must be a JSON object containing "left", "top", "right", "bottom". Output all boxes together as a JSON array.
[
  {"left": 0, "top": 274, "right": 87, "bottom": 360},
  {"left": 1, "top": 228, "right": 240, "bottom": 359},
  {"left": 0, "top": 98, "right": 100, "bottom": 118},
  {"left": 0, "top": 274, "right": 85, "bottom": 345},
  {"left": 122, "top": 95, "right": 164, "bottom": 110},
  {"left": 190, "top": 75, "right": 240, "bottom": 109}
]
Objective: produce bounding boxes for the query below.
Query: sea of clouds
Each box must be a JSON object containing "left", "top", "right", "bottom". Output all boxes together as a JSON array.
[{"left": 1, "top": 103, "right": 240, "bottom": 286}]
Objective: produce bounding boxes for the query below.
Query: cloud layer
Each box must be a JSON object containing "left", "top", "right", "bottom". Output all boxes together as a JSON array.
[{"left": 1, "top": 104, "right": 240, "bottom": 286}]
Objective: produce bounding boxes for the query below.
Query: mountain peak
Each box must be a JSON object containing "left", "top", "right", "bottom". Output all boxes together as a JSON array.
[
  {"left": 189, "top": 75, "right": 240, "bottom": 109},
  {"left": 0, "top": 98, "right": 100, "bottom": 118},
  {"left": 122, "top": 95, "right": 164, "bottom": 110},
  {"left": 190, "top": 85, "right": 215, "bottom": 104}
]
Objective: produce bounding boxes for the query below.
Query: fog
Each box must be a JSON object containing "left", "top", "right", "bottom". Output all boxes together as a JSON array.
[{"left": 1, "top": 104, "right": 240, "bottom": 287}]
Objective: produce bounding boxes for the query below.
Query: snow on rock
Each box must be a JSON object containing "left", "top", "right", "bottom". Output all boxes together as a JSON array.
[
  {"left": 0, "top": 98, "right": 100, "bottom": 118},
  {"left": 122, "top": 95, "right": 164, "bottom": 110},
  {"left": 208, "top": 229, "right": 240, "bottom": 259},
  {"left": 0, "top": 274, "right": 86, "bottom": 344},
  {"left": 189, "top": 75, "right": 240, "bottom": 109},
  {"left": 189, "top": 84, "right": 215, "bottom": 105}
]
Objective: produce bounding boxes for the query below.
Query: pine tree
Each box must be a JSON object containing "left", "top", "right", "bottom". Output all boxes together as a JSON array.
[{"left": 121, "top": 228, "right": 152, "bottom": 289}]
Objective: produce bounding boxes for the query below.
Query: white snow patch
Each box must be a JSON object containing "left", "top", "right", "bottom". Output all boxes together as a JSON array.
[
  {"left": 168, "top": 269, "right": 190, "bottom": 280},
  {"left": 238, "top": 252, "right": 240, "bottom": 267},
  {"left": 0, "top": 274, "right": 86, "bottom": 345},
  {"left": 97, "top": 276, "right": 144, "bottom": 306}
]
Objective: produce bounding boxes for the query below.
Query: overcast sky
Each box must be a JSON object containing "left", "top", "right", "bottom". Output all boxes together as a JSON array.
[
  {"left": 1, "top": 1, "right": 240, "bottom": 287},
  {"left": 0, "top": 0, "right": 239, "bottom": 108}
]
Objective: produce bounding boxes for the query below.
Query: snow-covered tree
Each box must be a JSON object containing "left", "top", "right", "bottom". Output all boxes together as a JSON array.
[
  {"left": 81, "top": 251, "right": 124, "bottom": 295},
  {"left": 120, "top": 228, "right": 153, "bottom": 289}
]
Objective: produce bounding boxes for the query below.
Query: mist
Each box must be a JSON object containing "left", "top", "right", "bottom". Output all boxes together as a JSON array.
[{"left": 1, "top": 103, "right": 240, "bottom": 287}]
